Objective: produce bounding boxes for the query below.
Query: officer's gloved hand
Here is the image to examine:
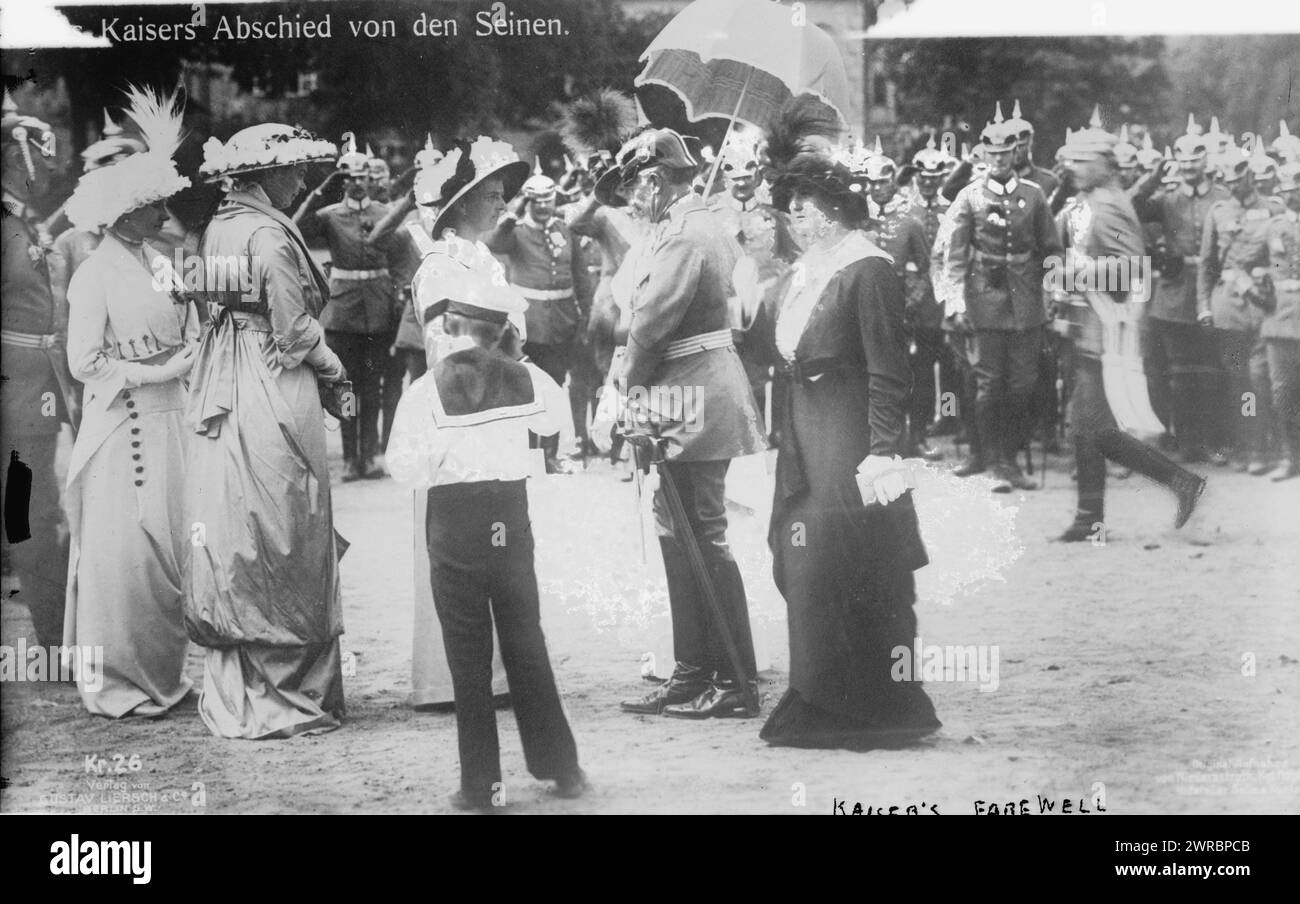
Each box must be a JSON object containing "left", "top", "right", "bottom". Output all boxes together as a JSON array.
[{"left": 856, "top": 454, "right": 909, "bottom": 506}]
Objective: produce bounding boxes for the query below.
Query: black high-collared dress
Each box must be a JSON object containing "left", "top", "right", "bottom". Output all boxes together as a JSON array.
[{"left": 754, "top": 231, "right": 941, "bottom": 748}]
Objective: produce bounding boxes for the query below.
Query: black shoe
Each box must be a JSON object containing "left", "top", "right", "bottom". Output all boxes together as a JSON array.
[
  {"left": 1172, "top": 472, "right": 1207, "bottom": 529},
  {"left": 552, "top": 768, "right": 589, "bottom": 800},
  {"left": 362, "top": 458, "right": 386, "bottom": 480},
  {"left": 1055, "top": 521, "right": 1099, "bottom": 543},
  {"left": 619, "top": 663, "right": 710, "bottom": 714},
  {"left": 662, "top": 680, "right": 760, "bottom": 719},
  {"left": 449, "top": 790, "right": 497, "bottom": 812},
  {"left": 952, "top": 456, "right": 986, "bottom": 477},
  {"left": 341, "top": 459, "right": 366, "bottom": 482}
]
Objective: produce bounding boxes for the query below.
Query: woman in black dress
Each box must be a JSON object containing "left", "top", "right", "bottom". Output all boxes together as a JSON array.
[{"left": 755, "top": 106, "right": 941, "bottom": 749}]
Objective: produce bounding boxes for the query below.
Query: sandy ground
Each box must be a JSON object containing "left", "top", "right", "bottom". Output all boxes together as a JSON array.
[{"left": 2, "top": 428, "right": 1298, "bottom": 815}]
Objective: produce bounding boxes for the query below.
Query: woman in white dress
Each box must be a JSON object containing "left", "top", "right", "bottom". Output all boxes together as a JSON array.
[{"left": 62, "top": 86, "right": 200, "bottom": 718}]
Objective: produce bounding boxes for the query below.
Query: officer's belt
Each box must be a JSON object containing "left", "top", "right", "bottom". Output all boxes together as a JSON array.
[
  {"left": 0, "top": 329, "right": 59, "bottom": 350},
  {"left": 662, "top": 328, "right": 734, "bottom": 361},
  {"left": 512, "top": 284, "right": 573, "bottom": 302},
  {"left": 973, "top": 249, "right": 1032, "bottom": 265},
  {"left": 211, "top": 295, "right": 270, "bottom": 316},
  {"left": 332, "top": 267, "right": 389, "bottom": 280}
]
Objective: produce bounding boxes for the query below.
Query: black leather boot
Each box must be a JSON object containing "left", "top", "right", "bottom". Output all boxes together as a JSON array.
[
  {"left": 997, "top": 394, "right": 1038, "bottom": 491},
  {"left": 663, "top": 678, "right": 760, "bottom": 719},
  {"left": 619, "top": 662, "right": 711, "bottom": 714},
  {"left": 1097, "top": 428, "right": 1207, "bottom": 529}
]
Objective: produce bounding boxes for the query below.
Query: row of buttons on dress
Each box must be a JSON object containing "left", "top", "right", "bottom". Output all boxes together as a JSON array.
[{"left": 124, "top": 390, "right": 144, "bottom": 486}]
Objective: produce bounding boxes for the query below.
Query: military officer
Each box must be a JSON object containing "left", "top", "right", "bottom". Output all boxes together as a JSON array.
[
  {"left": 1270, "top": 120, "right": 1300, "bottom": 165},
  {"left": 1260, "top": 162, "right": 1300, "bottom": 480},
  {"left": 487, "top": 169, "right": 585, "bottom": 473},
  {"left": 1005, "top": 99, "right": 1061, "bottom": 200},
  {"left": 862, "top": 147, "right": 941, "bottom": 460},
  {"left": 293, "top": 142, "right": 399, "bottom": 481},
  {"left": 942, "top": 108, "right": 1063, "bottom": 491},
  {"left": 1053, "top": 123, "right": 1206, "bottom": 541},
  {"left": 1131, "top": 117, "right": 1231, "bottom": 463},
  {"left": 1199, "top": 146, "right": 1287, "bottom": 474},
  {"left": 1, "top": 92, "right": 74, "bottom": 648},
  {"left": 594, "top": 128, "right": 767, "bottom": 718}
]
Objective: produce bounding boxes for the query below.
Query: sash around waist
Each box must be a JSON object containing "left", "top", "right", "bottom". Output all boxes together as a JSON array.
[
  {"left": 662, "top": 328, "right": 734, "bottom": 361},
  {"left": 1, "top": 329, "right": 59, "bottom": 349}
]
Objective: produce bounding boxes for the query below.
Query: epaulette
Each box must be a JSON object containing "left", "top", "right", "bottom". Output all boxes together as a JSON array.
[
  {"left": 318, "top": 202, "right": 343, "bottom": 215},
  {"left": 1019, "top": 177, "right": 1041, "bottom": 191}
]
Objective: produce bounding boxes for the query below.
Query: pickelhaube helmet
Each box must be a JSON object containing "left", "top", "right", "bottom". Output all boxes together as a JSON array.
[
  {"left": 1005, "top": 99, "right": 1034, "bottom": 141},
  {"left": 521, "top": 157, "right": 558, "bottom": 201},
  {"left": 1173, "top": 114, "right": 1209, "bottom": 161},
  {"left": 862, "top": 136, "right": 896, "bottom": 182},
  {"left": 1061, "top": 107, "right": 1118, "bottom": 162},
  {"left": 1204, "top": 116, "right": 1235, "bottom": 157},
  {"left": 81, "top": 108, "right": 146, "bottom": 172},
  {"left": 2, "top": 89, "right": 57, "bottom": 181},
  {"left": 1135, "top": 132, "right": 1164, "bottom": 171},
  {"left": 1114, "top": 124, "right": 1139, "bottom": 169},
  {"left": 1270, "top": 120, "right": 1300, "bottom": 164},
  {"left": 912, "top": 132, "right": 952, "bottom": 177},
  {"left": 979, "top": 102, "right": 1017, "bottom": 153},
  {"left": 1247, "top": 137, "right": 1277, "bottom": 181},
  {"left": 335, "top": 134, "right": 370, "bottom": 178},
  {"left": 1215, "top": 147, "right": 1251, "bottom": 183}
]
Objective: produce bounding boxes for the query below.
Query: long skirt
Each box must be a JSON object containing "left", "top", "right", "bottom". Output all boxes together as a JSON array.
[
  {"left": 63, "top": 379, "right": 193, "bottom": 717},
  {"left": 186, "top": 313, "right": 345, "bottom": 739}
]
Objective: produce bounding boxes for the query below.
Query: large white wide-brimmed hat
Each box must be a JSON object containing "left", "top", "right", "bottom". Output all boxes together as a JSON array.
[
  {"left": 199, "top": 123, "right": 336, "bottom": 185},
  {"left": 64, "top": 86, "right": 190, "bottom": 231},
  {"left": 414, "top": 135, "right": 528, "bottom": 239}
]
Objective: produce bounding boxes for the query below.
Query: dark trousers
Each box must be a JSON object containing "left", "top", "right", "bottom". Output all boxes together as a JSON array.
[
  {"left": 970, "top": 327, "right": 1041, "bottom": 463},
  {"left": 907, "top": 327, "right": 943, "bottom": 445},
  {"left": 651, "top": 459, "right": 757, "bottom": 681},
  {"left": 379, "top": 339, "right": 407, "bottom": 453},
  {"left": 1215, "top": 328, "right": 1271, "bottom": 460},
  {"left": 1152, "top": 318, "right": 1222, "bottom": 455},
  {"left": 426, "top": 480, "right": 579, "bottom": 799},
  {"left": 327, "top": 331, "right": 385, "bottom": 465},
  {"left": 2, "top": 433, "right": 68, "bottom": 647},
  {"left": 1070, "top": 356, "right": 1188, "bottom": 524},
  {"left": 1266, "top": 338, "right": 1300, "bottom": 460},
  {"left": 524, "top": 341, "right": 571, "bottom": 460}
]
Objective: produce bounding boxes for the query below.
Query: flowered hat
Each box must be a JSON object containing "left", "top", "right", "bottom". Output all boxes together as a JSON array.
[
  {"left": 414, "top": 135, "right": 528, "bottom": 239},
  {"left": 199, "top": 122, "right": 336, "bottom": 185}
]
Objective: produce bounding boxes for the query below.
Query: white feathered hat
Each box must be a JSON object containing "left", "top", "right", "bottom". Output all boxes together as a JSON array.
[{"left": 64, "top": 86, "right": 190, "bottom": 231}]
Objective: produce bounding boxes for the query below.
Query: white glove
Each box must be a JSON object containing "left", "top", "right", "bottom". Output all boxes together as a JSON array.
[
  {"left": 856, "top": 454, "right": 909, "bottom": 506},
  {"left": 139, "top": 343, "right": 198, "bottom": 385}
]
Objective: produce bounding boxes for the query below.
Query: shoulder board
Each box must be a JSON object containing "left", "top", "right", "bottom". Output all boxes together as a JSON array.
[
  {"left": 318, "top": 202, "right": 343, "bottom": 215},
  {"left": 1019, "top": 178, "right": 1041, "bottom": 189}
]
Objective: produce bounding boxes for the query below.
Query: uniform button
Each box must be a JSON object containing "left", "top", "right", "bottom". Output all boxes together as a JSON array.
[
  {"left": 131, "top": 441, "right": 140, "bottom": 448},
  {"left": 134, "top": 479, "right": 144, "bottom": 487},
  {"left": 130, "top": 427, "right": 140, "bottom": 434},
  {"left": 134, "top": 466, "right": 144, "bottom": 474},
  {"left": 132, "top": 453, "right": 141, "bottom": 461},
  {"left": 122, "top": 391, "right": 131, "bottom": 399},
  {"left": 126, "top": 400, "right": 136, "bottom": 409},
  {"left": 129, "top": 412, "right": 139, "bottom": 419}
]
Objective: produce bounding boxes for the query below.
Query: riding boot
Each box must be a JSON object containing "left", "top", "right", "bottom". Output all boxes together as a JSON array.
[
  {"left": 999, "top": 392, "right": 1038, "bottom": 490},
  {"left": 703, "top": 556, "right": 757, "bottom": 683},
  {"left": 1096, "top": 428, "right": 1207, "bottom": 528},
  {"left": 1169, "top": 373, "right": 1205, "bottom": 461},
  {"left": 955, "top": 398, "right": 994, "bottom": 477},
  {"left": 1058, "top": 428, "right": 1106, "bottom": 542}
]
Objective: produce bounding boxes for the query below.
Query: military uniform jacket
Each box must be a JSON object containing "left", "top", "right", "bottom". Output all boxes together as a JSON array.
[
  {"left": 943, "top": 174, "right": 1062, "bottom": 330},
  {"left": 1264, "top": 207, "right": 1300, "bottom": 341},
  {"left": 1198, "top": 193, "right": 1284, "bottom": 332},
  {"left": 871, "top": 194, "right": 938, "bottom": 330},
  {"left": 1135, "top": 179, "right": 1229, "bottom": 324},
  {"left": 1058, "top": 181, "right": 1147, "bottom": 357},
  {"left": 299, "top": 197, "right": 398, "bottom": 336},
  {"left": 1016, "top": 162, "right": 1060, "bottom": 201},
  {"left": 621, "top": 193, "right": 766, "bottom": 462},
  {"left": 487, "top": 214, "right": 582, "bottom": 346},
  {"left": 2, "top": 197, "right": 72, "bottom": 435}
]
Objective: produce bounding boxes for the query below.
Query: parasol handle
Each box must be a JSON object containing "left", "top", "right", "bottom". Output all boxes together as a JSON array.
[{"left": 701, "top": 68, "right": 754, "bottom": 199}]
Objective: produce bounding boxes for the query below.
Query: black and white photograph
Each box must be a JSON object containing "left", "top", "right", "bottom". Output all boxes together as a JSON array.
[{"left": 0, "top": 0, "right": 1297, "bottom": 834}]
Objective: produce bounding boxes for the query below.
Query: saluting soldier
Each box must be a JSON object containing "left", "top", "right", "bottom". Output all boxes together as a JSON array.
[
  {"left": 1131, "top": 117, "right": 1231, "bottom": 463},
  {"left": 1260, "top": 162, "right": 1300, "bottom": 480},
  {"left": 942, "top": 107, "right": 1063, "bottom": 491},
  {"left": 594, "top": 129, "right": 767, "bottom": 719},
  {"left": 1, "top": 92, "right": 74, "bottom": 649},
  {"left": 912, "top": 135, "right": 962, "bottom": 438},
  {"left": 293, "top": 143, "right": 399, "bottom": 481},
  {"left": 861, "top": 145, "right": 942, "bottom": 460},
  {"left": 1199, "top": 144, "right": 1287, "bottom": 474},
  {"left": 487, "top": 169, "right": 585, "bottom": 473},
  {"left": 1052, "top": 123, "right": 1206, "bottom": 541}
]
